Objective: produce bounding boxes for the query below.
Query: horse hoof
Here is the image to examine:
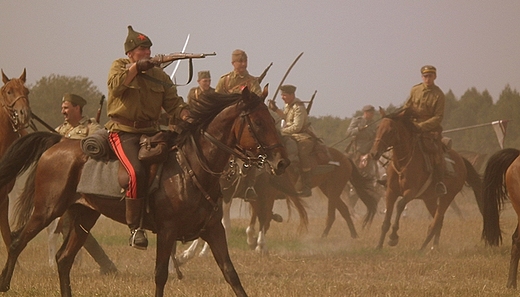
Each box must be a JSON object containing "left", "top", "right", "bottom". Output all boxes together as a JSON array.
[
  {"left": 388, "top": 239, "right": 399, "bottom": 246},
  {"left": 0, "top": 284, "right": 9, "bottom": 292}
]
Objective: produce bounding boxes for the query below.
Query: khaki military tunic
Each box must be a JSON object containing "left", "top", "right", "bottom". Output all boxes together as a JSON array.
[
  {"left": 404, "top": 82, "right": 445, "bottom": 133},
  {"left": 215, "top": 70, "right": 262, "bottom": 96},
  {"left": 281, "top": 98, "right": 312, "bottom": 141},
  {"left": 187, "top": 86, "right": 215, "bottom": 105},
  {"left": 346, "top": 116, "right": 377, "bottom": 155},
  {"left": 56, "top": 116, "right": 101, "bottom": 139},
  {"left": 105, "top": 58, "right": 187, "bottom": 133}
]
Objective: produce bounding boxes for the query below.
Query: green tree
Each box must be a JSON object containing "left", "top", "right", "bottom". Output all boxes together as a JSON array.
[{"left": 28, "top": 74, "right": 105, "bottom": 129}]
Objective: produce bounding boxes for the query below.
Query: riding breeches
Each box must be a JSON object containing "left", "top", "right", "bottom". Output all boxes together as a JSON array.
[
  {"left": 108, "top": 132, "right": 146, "bottom": 199},
  {"left": 297, "top": 138, "right": 315, "bottom": 171}
]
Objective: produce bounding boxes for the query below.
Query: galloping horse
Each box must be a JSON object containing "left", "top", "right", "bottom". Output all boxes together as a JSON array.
[
  {"left": 0, "top": 87, "right": 287, "bottom": 297},
  {"left": 0, "top": 68, "right": 31, "bottom": 251},
  {"left": 370, "top": 108, "right": 483, "bottom": 250},
  {"left": 481, "top": 148, "right": 520, "bottom": 288}
]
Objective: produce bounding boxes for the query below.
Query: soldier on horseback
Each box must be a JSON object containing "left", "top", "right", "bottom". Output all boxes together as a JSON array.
[
  {"left": 106, "top": 25, "right": 190, "bottom": 250},
  {"left": 268, "top": 85, "right": 315, "bottom": 197},
  {"left": 404, "top": 65, "right": 447, "bottom": 195}
]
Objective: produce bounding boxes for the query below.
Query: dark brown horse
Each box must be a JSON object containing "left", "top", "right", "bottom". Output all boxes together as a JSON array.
[
  {"left": 370, "top": 108, "right": 483, "bottom": 250},
  {"left": 0, "top": 68, "right": 31, "bottom": 251},
  {"left": 0, "top": 87, "right": 288, "bottom": 297},
  {"left": 283, "top": 146, "right": 378, "bottom": 238},
  {"left": 481, "top": 148, "right": 520, "bottom": 288}
]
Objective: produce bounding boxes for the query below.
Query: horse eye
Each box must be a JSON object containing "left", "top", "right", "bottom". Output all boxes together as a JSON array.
[{"left": 254, "top": 119, "right": 263, "bottom": 127}]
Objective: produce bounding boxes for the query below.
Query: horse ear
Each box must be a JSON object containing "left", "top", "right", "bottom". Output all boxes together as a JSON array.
[
  {"left": 20, "top": 68, "right": 26, "bottom": 83},
  {"left": 261, "top": 84, "right": 269, "bottom": 102},
  {"left": 378, "top": 106, "right": 386, "bottom": 117},
  {"left": 1, "top": 69, "right": 8, "bottom": 84}
]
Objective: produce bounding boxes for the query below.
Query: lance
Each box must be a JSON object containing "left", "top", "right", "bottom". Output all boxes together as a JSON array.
[
  {"left": 257, "top": 62, "right": 273, "bottom": 84},
  {"left": 304, "top": 90, "right": 317, "bottom": 115},
  {"left": 31, "top": 112, "right": 58, "bottom": 133},
  {"left": 271, "top": 52, "right": 304, "bottom": 102}
]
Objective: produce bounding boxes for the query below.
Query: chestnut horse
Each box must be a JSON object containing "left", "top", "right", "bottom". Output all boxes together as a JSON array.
[
  {"left": 481, "top": 148, "right": 520, "bottom": 288},
  {"left": 0, "top": 69, "right": 31, "bottom": 251},
  {"left": 0, "top": 87, "right": 288, "bottom": 297},
  {"left": 370, "top": 108, "right": 483, "bottom": 250}
]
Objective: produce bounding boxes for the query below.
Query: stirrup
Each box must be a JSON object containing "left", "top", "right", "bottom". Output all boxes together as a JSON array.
[
  {"left": 435, "top": 182, "right": 447, "bottom": 195},
  {"left": 129, "top": 229, "right": 148, "bottom": 250}
]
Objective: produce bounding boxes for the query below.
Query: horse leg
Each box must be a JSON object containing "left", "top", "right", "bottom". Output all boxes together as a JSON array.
[
  {"left": 202, "top": 222, "right": 247, "bottom": 297},
  {"left": 322, "top": 185, "right": 358, "bottom": 239},
  {"left": 0, "top": 207, "right": 60, "bottom": 292},
  {"left": 56, "top": 205, "right": 100, "bottom": 297},
  {"left": 246, "top": 205, "right": 257, "bottom": 250},
  {"left": 420, "top": 195, "right": 452, "bottom": 251},
  {"left": 388, "top": 197, "right": 410, "bottom": 247},
  {"left": 507, "top": 227, "right": 520, "bottom": 288},
  {"left": 321, "top": 199, "right": 336, "bottom": 238},
  {"left": 254, "top": 194, "right": 274, "bottom": 255},
  {"left": 47, "top": 218, "right": 60, "bottom": 266},
  {"left": 0, "top": 192, "right": 11, "bottom": 252},
  {"left": 222, "top": 197, "right": 233, "bottom": 240},
  {"left": 175, "top": 239, "right": 201, "bottom": 266},
  {"left": 155, "top": 227, "right": 177, "bottom": 297},
  {"left": 377, "top": 192, "right": 398, "bottom": 249}
]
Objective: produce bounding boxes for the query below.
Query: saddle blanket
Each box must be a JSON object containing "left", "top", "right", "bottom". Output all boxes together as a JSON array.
[{"left": 77, "top": 158, "right": 124, "bottom": 199}]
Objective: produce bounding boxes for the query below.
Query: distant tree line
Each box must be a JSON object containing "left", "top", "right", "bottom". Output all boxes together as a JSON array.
[{"left": 27, "top": 74, "right": 519, "bottom": 164}]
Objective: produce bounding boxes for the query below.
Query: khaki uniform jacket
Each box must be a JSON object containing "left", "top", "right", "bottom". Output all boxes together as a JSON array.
[
  {"left": 105, "top": 58, "right": 187, "bottom": 133},
  {"left": 215, "top": 70, "right": 262, "bottom": 96},
  {"left": 404, "top": 82, "right": 445, "bottom": 133},
  {"left": 281, "top": 98, "right": 312, "bottom": 141},
  {"left": 187, "top": 86, "right": 215, "bottom": 105},
  {"left": 56, "top": 116, "right": 101, "bottom": 139},
  {"left": 346, "top": 116, "right": 377, "bottom": 155}
]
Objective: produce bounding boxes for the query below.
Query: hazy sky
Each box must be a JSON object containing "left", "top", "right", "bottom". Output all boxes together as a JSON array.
[{"left": 1, "top": 1, "right": 519, "bottom": 118}]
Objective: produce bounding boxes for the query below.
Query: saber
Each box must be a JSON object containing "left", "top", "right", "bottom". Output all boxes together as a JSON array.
[
  {"left": 272, "top": 52, "right": 304, "bottom": 102},
  {"left": 170, "top": 34, "right": 190, "bottom": 82}
]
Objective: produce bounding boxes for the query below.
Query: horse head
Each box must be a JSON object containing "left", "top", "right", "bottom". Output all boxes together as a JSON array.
[
  {"left": 1, "top": 68, "right": 31, "bottom": 132},
  {"left": 370, "top": 107, "right": 415, "bottom": 160},
  {"left": 232, "top": 85, "right": 290, "bottom": 175}
]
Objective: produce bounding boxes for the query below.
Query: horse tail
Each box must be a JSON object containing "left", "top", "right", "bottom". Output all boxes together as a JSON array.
[
  {"left": 284, "top": 194, "right": 309, "bottom": 234},
  {"left": 462, "top": 157, "right": 484, "bottom": 216},
  {"left": 347, "top": 158, "right": 378, "bottom": 228},
  {"left": 0, "top": 131, "right": 62, "bottom": 190},
  {"left": 482, "top": 148, "right": 520, "bottom": 246},
  {"left": 11, "top": 166, "right": 37, "bottom": 232}
]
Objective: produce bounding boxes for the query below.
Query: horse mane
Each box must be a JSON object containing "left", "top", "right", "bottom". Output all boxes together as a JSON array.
[
  {"left": 385, "top": 107, "right": 417, "bottom": 132},
  {"left": 176, "top": 91, "right": 245, "bottom": 145}
]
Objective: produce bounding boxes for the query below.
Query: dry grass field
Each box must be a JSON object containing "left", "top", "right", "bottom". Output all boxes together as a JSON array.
[{"left": 1, "top": 187, "right": 519, "bottom": 296}]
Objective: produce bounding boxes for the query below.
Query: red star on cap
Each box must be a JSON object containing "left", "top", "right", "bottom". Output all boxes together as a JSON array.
[{"left": 137, "top": 34, "right": 147, "bottom": 40}]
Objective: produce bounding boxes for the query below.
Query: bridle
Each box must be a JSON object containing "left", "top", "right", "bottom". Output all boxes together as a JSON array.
[
  {"left": 193, "top": 102, "right": 283, "bottom": 176},
  {"left": 1, "top": 83, "right": 30, "bottom": 133}
]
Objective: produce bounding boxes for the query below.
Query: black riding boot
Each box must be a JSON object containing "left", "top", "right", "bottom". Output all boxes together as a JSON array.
[
  {"left": 298, "top": 171, "right": 313, "bottom": 197},
  {"left": 126, "top": 197, "right": 148, "bottom": 250}
]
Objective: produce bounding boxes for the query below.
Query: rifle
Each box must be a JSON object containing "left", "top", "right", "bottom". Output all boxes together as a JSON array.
[
  {"left": 257, "top": 62, "right": 273, "bottom": 84},
  {"left": 305, "top": 90, "right": 317, "bottom": 115},
  {"left": 95, "top": 95, "right": 105, "bottom": 123},
  {"left": 151, "top": 52, "right": 216, "bottom": 67}
]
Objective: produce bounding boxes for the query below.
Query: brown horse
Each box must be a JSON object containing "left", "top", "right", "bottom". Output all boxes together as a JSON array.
[
  {"left": 282, "top": 146, "right": 379, "bottom": 238},
  {"left": 370, "top": 108, "right": 483, "bottom": 250},
  {"left": 0, "top": 87, "right": 288, "bottom": 297},
  {"left": 481, "top": 148, "right": 520, "bottom": 288},
  {"left": 0, "top": 68, "right": 31, "bottom": 251}
]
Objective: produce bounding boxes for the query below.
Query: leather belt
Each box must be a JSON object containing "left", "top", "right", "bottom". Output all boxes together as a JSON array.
[{"left": 110, "top": 116, "right": 157, "bottom": 129}]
